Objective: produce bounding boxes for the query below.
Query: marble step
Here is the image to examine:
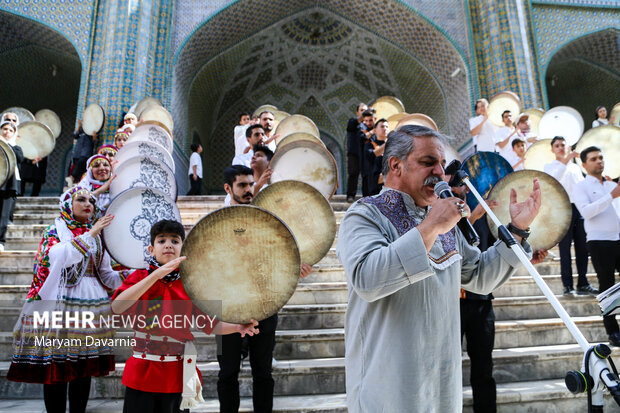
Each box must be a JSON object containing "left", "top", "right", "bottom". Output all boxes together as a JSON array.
[{"left": 2, "top": 380, "right": 619, "bottom": 412}]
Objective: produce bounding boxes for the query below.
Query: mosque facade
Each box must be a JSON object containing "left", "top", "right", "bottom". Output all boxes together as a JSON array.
[{"left": 0, "top": 0, "right": 617, "bottom": 194}]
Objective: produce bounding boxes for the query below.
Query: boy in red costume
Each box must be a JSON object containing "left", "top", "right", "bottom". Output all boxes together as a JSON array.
[{"left": 111, "top": 220, "right": 259, "bottom": 412}]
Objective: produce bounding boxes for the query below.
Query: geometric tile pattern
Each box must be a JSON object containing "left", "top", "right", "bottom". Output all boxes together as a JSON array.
[{"left": 183, "top": 9, "right": 455, "bottom": 192}]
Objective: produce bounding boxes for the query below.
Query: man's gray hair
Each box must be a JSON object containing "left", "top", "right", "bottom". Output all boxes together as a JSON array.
[{"left": 381, "top": 125, "right": 446, "bottom": 176}]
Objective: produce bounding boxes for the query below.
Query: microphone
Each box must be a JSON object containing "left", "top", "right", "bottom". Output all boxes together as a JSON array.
[{"left": 434, "top": 181, "right": 481, "bottom": 246}]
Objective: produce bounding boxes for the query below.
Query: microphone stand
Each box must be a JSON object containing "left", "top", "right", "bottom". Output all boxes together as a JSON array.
[{"left": 460, "top": 174, "right": 620, "bottom": 412}]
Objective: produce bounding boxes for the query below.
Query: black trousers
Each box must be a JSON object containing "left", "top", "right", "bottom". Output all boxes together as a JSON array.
[
  {"left": 217, "top": 314, "right": 277, "bottom": 413},
  {"left": 123, "top": 386, "right": 188, "bottom": 413},
  {"left": 346, "top": 154, "right": 360, "bottom": 198},
  {"left": 187, "top": 176, "right": 202, "bottom": 195},
  {"left": 43, "top": 376, "right": 91, "bottom": 413},
  {"left": 461, "top": 299, "right": 496, "bottom": 413},
  {"left": 588, "top": 240, "right": 620, "bottom": 335},
  {"left": 20, "top": 181, "right": 42, "bottom": 196},
  {"left": 71, "top": 157, "right": 88, "bottom": 181},
  {"left": 0, "top": 191, "right": 16, "bottom": 243},
  {"left": 559, "top": 204, "right": 589, "bottom": 288}
]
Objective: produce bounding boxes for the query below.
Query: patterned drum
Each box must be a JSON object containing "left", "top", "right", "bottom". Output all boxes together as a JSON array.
[
  {"left": 115, "top": 140, "right": 175, "bottom": 172},
  {"left": 103, "top": 187, "right": 181, "bottom": 269},
  {"left": 461, "top": 151, "right": 514, "bottom": 211},
  {"left": 109, "top": 155, "right": 177, "bottom": 201},
  {"left": 127, "top": 121, "right": 173, "bottom": 153}
]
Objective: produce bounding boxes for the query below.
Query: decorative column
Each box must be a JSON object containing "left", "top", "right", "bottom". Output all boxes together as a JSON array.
[{"left": 468, "top": 0, "right": 543, "bottom": 108}]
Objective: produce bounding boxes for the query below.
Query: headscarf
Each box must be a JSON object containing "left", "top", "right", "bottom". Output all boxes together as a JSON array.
[
  {"left": 97, "top": 144, "right": 118, "bottom": 158},
  {"left": 80, "top": 154, "right": 112, "bottom": 214},
  {"left": 115, "top": 128, "right": 132, "bottom": 140}
]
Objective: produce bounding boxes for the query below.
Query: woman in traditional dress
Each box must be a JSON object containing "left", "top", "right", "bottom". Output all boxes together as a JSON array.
[
  {"left": 7, "top": 185, "right": 123, "bottom": 412},
  {"left": 79, "top": 154, "right": 114, "bottom": 215}
]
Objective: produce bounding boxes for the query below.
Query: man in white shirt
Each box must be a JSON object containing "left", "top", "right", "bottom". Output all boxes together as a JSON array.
[
  {"left": 259, "top": 111, "right": 279, "bottom": 152},
  {"left": 544, "top": 136, "right": 597, "bottom": 296},
  {"left": 469, "top": 98, "right": 497, "bottom": 152},
  {"left": 572, "top": 146, "right": 620, "bottom": 346},
  {"left": 187, "top": 143, "right": 203, "bottom": 195},
  {"left": 232, "top": 124, "right": 265, "bottom": 167}
]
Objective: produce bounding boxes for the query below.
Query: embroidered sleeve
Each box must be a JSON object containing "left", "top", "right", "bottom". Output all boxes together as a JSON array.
[
  {"left": 26, "top": 226, "right": 60, "bottom": 300},
  {"left": 70, "top": 232, "right": 98, "bottom": 257}
]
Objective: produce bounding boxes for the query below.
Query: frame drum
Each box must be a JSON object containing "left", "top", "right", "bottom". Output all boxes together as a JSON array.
[
  {"left": 103, "top": 187, "right": 181, "bottom": 269},
  {"left": 461, "top": 151, "right": 513, "bottom": 211},
  {"left": 82, "top": 103, "right": 105, "bottom": 136},
  {"left": 253, "top": 104, "right": 279, "bottom": 118},
  {"left": 110, "top": 155, "right": 177, "bottom": 201},
  {"left": 253, "top": 180, "right": 336, "bottom": 266},
  {"left": 371, "top": 96, "right": 405, "bottom": 121},
  {"left": 395, "top": 113, "right": 439, "bottom": 131},
  {"left": 575, "top": 125, "right": 620, "bottom": 179},
  {"left": 487, "top": 91, "right": 521, "bottom": 128},
  {"left": 274, "top": 114, "right": 320, "bottom": 142},
  {"left": 35, "top": 109, "right": 62, "bottom": 139},
  {"left": 0, "top": 139, "right": 16, "bottom": 179},
  {"left": 134, "top": 97, "right": 162, "bottom": 117},
  {"left": 2, "top": 107, "right": 34, "bottom": 124},
  {"left": 270, "top": 140, "right": 338, "bottom": 200},
  {"left": 611, "top": 103, "right": 620, "bottom": 127},
  {"left": 523, "top": 139, "right": 554, "bottom": 172},
  {"left": 17, "top": 121, "right": 55, "bottom": 159},
  {"left": 140, "top": 105, "right": 174, "bottom": 134},
  {"left": 127, "top": 121, "right": 173, "bottom": 153},
  {"left": 486, "top": 170, "right": 571, "bottom": 251},
  {"left": 115, "top": 140, "right": 175, "bottom": 172},
  {"left": 538, "top": 106, "right": 583, "bottom": 145},
  {"left": 180, "top": 205, "right": 301, "bottom": 323},
  {"left": 0, "top": 146, "right": 9, "bottom": 188},
  {"left": 523, "top": 108, "right": 544, "bottom": 136},
  {"left": 387, "top": 112, "right": 408, "bottom": 132},
  {"left": 276, "top": 132, "right": 325, "bottom": 151}
]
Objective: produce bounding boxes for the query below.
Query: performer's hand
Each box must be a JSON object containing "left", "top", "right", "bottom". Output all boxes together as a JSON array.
[
  {"left": 89, "top": 214, "right": 114, "bottom": 237},
  {"left": 100, "top": 174, "right": 116, "bottom": 191},
  {"left": 530, "top": 249, "right": 548, "bottom": 265},
  {"left": 509, "top": 178, "right": 541, "bottom": 230},
  {"left": 299, "top": 263, "right": 313, "bottom": 279},
  {"left": 237, "top": 319, "right": 259, "bottom": 337},
  {"left": 256, "top": 168, "right": 273, "bottom": 189},
  {"left": 153, "top": 256, "right": 187, "bottom": 279},
  {"left": 424, "top": 197, "right": 465, "bottom": 234}
]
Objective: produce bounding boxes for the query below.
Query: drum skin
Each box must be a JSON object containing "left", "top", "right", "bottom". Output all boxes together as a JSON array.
[
  {"left": 371, "top": 96, "right": 405, "bottom": 121},
  {"left": 109, "top": 155, "right": 177, "bottom": 201},
  {"left": 523, "top": 108, "right": 544, "bottom": 136},
  {"left": 270, "top": 140, "right": 338, "bottom": 200},
  {"left": 274, "top": 114, "right": 320, "bottom": 141},
  {"left": 487, "top": 91, "right": 521, "bottom": 128},
  {"left": 0, "top": 140, "right": 16, "bottom": 179},
  {"left": 127, "top": 122, "right": 173, "bottom": 153},
  {"left": 180, "top": 205, "right": 301, "bottom": 324},
  {"left": 538, "top": 106, "right": 584, "bottom": 145},
  {"left": 387, "top": 112, "right": 408, "bottom": 132},
  {"left": 139, "top": 105, "right": 174, "bottom": 133},
  {"left": 0, "top": 147, "right": 9, "bottom": 188},
  {"left": 253, "top": 180, "right": 336, "bottom": 265},
  {"left": 276, "top": 132, "right": 325, "bottom": 151},
  {"left": 575, "top": 125, "right": 620, "bottom": 179},
  {"left": 16, "top": 121, "right": 55, "bottom": 159},
  {"left": 395, "top": 113, "right": 438, "bottom": 131},
  {"left": 102, "top": 187, "right": 181, "bottom": 269},
  {"left": 461, "top": 151, "right": 513, "bottom": 211},
  {"left": 523, "top": 139, "right": 554, "bottom": 172},
  {"left": 115, "top": 140, "right": 175, "bottom": 172},
  {"left": 82, "top": 103, "right": 105, "bottom": 135},
  {"left": 486, "top": 170, "right": 571, "bottom": 252},
  {"left": 35, "top": 109, "right": 62, "bottom": 139},
  {"left": 2, "top": 107, "right": 34, "bottom": 124},
  {"left": 252, "top": 104, "right": 278, "bottom": 118}
]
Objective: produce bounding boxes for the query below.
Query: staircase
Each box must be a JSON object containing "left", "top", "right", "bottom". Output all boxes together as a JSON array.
[{"left": 0, "top": 195, "right": 618, "bottom": 412}]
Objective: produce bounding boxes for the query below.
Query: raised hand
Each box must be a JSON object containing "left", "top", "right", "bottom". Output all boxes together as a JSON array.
[{"left": 509, "top": 178, "right": 541, "bottom": 230}]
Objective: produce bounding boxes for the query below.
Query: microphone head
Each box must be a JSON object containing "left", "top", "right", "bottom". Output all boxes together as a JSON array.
[{"left": 433, "top": 181, "right": 451, "bottom": 198}]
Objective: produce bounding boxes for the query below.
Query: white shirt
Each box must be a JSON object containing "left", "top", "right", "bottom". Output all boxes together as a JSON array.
[
  {"left": 265, "top": 135, "right": 277, "bottom": 153},
  {"left": 188, "top": 152, "right": 202, "bottom": 178},
  {"left": 494, "top": 126, "right": 515, "bottom": 159},
  {"left": 543, "top": 160, "right": 584, "bottom": 203},
  {"left": 469, "top": 115, "right": 497, "bottom": 152},
  {"left": 573, "top": 175, "right": 620, "bottom": 241},
  {"left": 504, "top": 150, "right": 524, "bottom": 171},
  {"left": 234, "top": 125, "right": 250, "bottom": 157},
  {"left": 592, "top": 119, "right": 608, "bottom": 128},
  {"left": 232, "top": 150, "right": 253, "bottom": 167}
]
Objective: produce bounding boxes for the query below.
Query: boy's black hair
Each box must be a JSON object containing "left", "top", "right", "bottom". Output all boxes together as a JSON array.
[
  {"left": 246, "top": 124, "right": 263, "bottom": 138},
  {"left": 252, "top": 144, "right": 274, "bottom": 161},
  {"left": 580, "top": 146, "right": 602, "bottom": 163},
  {"left": 362, "top": 109, "right": 374, "bottom": 118},
  {"left": 150, "top": 220, "right": 185, "bottom": 245},
  {"left": 511, "top": 138, "right": 525, "bottom": 148},
  {"left": 190, "top": 143, "right": 201, "bottom": 152},
  {"left": 550, "top": 136, "right": 565, "bottom": 147},
  {"left": 239, "top": 112, "right": 250, "bottom": 119},
  {"left": 224, "top": 164, "right": 253, "bottom": 186}
]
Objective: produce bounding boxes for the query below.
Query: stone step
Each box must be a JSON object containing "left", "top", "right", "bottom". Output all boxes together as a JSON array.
[
  {"left": 2, "top": 380, "right": 619, "bottom": 413},
  {"left": 493, "top": 273, "right": 599, "bottom": 297}
]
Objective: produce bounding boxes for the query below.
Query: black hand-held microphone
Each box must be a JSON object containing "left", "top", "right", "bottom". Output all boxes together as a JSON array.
[{"left": 433, "top": 181, "right": 481, "bottom": 247}]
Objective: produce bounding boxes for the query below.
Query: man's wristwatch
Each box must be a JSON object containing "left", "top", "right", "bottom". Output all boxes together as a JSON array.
[{"left": 507, "top": 222, "right": 530, "bottom": 240}]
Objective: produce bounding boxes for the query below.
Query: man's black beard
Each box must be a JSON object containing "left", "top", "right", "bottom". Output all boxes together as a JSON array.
[{"left": 232, "top": 192, "right": 253, "bottom": 205}]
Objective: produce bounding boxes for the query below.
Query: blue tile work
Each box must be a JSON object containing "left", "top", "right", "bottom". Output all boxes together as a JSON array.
[{"left": 531, "top": 0, "right": 619, "bottom": 7}]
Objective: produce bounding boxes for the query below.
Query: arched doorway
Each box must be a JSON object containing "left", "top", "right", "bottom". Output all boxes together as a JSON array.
[
  {"left": 545, "top": 28, "right": 619, "bottom": 129},
  {"left": 0, "top": 11, "right": 82, "bottom": 195},
  {"left": 172, "top": 2, "right": 469, "bottom": 194}
]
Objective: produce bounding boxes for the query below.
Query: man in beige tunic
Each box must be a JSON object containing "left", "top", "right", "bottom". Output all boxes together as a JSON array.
[{"left": 337, "top": 125, "right": 541, "bottom": 412}]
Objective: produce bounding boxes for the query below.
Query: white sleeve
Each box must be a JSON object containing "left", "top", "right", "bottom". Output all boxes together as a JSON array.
[{"left": 543, "top": 161, "right": 567, "bottom": 181}]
